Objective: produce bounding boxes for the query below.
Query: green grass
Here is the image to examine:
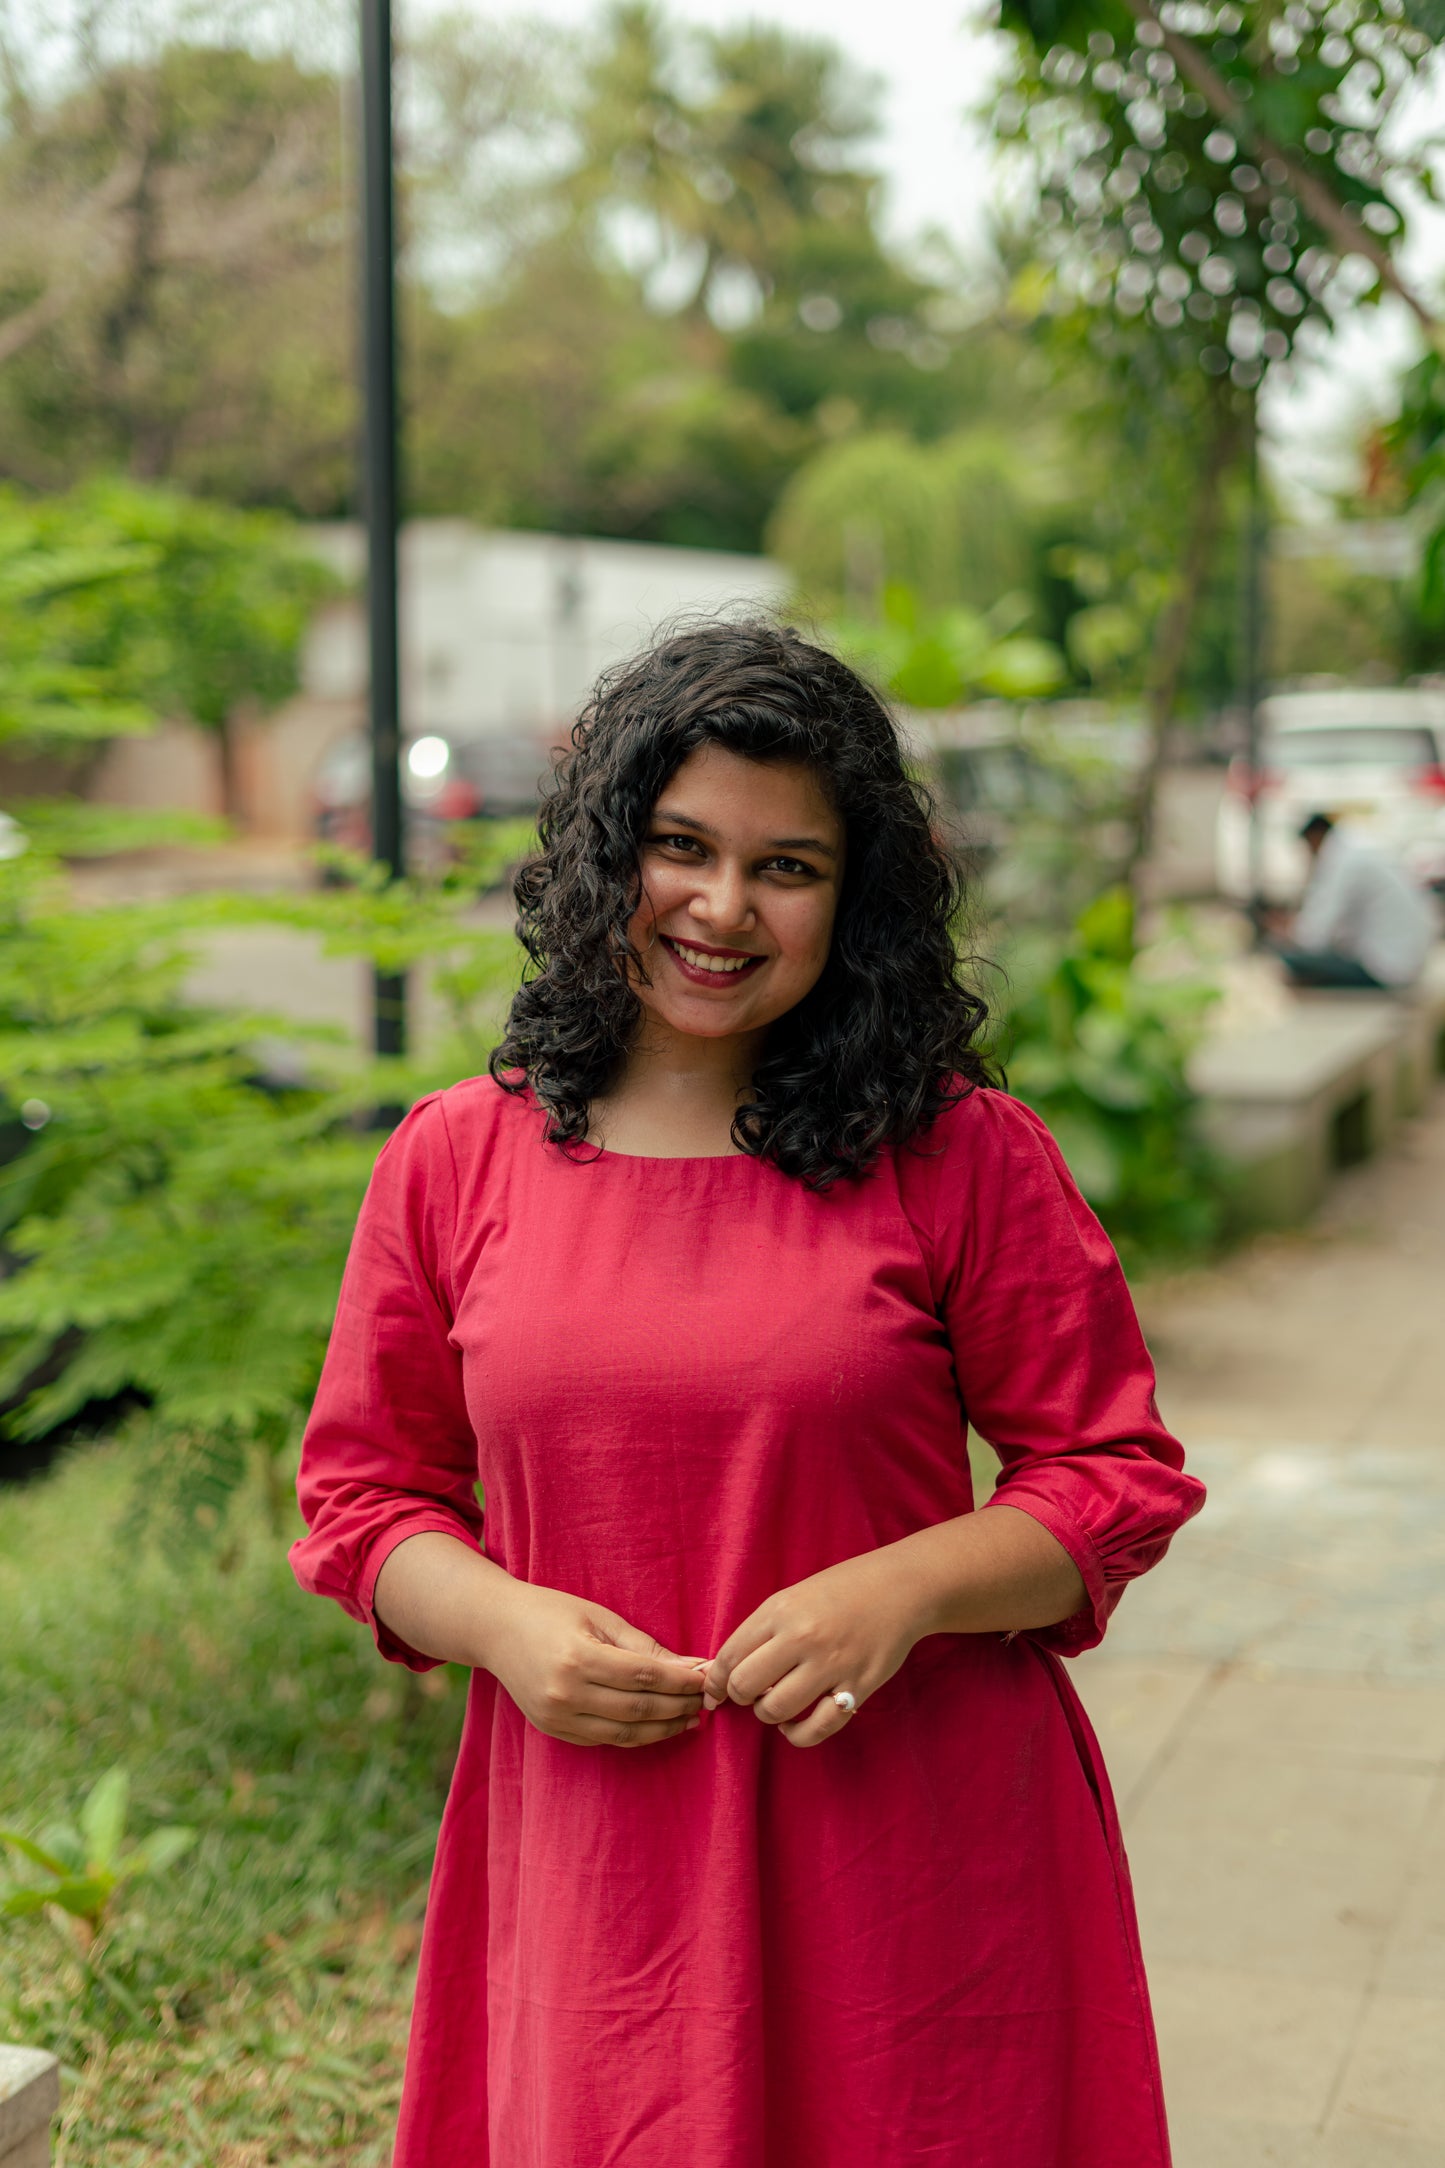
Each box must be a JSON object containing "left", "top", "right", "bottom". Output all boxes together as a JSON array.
[{"left": 0, "top": 1442, "right": 466, "bottom": 2165}]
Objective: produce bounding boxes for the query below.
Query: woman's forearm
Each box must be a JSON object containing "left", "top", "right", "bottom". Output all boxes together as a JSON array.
[
  {"left": 374, "top": 1506, "right": 1086, "bottom": 1687},
  {"left": 891, "top": 1504, "right": 1087, "bottom": 1639},
  {"left": 373, "top": 1531, "right": 523, "bottom": 1669},
  {"left": 373, "top": 1532, "right": 709, "bottom": 1749}
]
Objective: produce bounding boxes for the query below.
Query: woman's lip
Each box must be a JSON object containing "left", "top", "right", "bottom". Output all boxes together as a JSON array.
[
  {"left": 660, "top": 935, "right": 756, "bottom": 959},
  {"left": 660, "top": 936, "right": 766, "bottom": 986}
]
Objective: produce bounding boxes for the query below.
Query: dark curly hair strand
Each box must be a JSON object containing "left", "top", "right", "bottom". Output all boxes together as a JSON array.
[{"left": 490, "top": 619, "right": 994, "bottom": 1187}]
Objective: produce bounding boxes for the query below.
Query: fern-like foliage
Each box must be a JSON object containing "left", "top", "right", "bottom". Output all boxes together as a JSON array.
[{"left": 0, "top": 834, "right": 522, "bottom": 1530}]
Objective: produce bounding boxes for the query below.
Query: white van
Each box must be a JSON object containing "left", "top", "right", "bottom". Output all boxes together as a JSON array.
[{"left": 1216, "top": 687, "right": 1445, "bottom": 903}]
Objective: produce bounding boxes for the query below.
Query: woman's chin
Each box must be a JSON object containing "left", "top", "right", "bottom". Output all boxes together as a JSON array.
[{"left": 642, "top": 993, "right": 773, "bottom": 1043}]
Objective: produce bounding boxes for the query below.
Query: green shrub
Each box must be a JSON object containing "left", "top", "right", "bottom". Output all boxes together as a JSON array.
[
  {"left": 824, "top": 581, "right": 1065, "bottom": 709},
  {"left": 0, "top": 479, "right": 337, "bottom": 755},
  {"left": 0, "top": 1445, "right": 460, "bottom": 2161},
  {"left": 1, "top": 1766, "right": 195, "bottom": 1951},
  {"left": 997, "top": 887, "right": 1221, "bottom": 1262},
  {"left": 0, "top": 835, "right": 520, "bottom": 1526}
]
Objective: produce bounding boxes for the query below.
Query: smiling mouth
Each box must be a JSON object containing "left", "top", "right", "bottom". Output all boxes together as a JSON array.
[{"left": 661, "top": 937, "right": 766, "bottom": 985}]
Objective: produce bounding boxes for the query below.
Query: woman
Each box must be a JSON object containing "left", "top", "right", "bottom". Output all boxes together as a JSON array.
[{"left": 292, "top": 620, "right": 1204, "bottom": 2168}]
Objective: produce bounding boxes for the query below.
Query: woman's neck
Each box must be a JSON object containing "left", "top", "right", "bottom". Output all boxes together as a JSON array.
[{"left": 590, "top": 1020, "right": 766, "bottom": 1158}]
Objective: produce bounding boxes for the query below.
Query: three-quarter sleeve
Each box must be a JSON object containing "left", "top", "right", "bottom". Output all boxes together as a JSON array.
[
  {"left": 924, "top": 1090, "right": 1204, "bottom": 1655},
  {"left": 290, "top": 1092, "right": 484, "bottom": 1670}
]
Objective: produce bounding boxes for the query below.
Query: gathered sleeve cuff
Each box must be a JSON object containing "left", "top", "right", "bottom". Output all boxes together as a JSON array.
[
  {"left": 290, "top": 1093, "right": 485, "bottom": 1671},
  {"left": 921, "top": 1090, "right": 1205, "bottom": 1656}
]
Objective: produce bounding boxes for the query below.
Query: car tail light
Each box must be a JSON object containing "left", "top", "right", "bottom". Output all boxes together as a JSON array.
[
  {"left": 1226, "top": 757, "right": 1281, "bottom": 803},
  {"left": 1410, "top": 763, "right": 1445, "bottom": 798}
]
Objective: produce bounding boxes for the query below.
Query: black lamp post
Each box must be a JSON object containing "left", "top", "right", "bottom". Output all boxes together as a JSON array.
[{"left": 360, "top": 0, "right": 406, "bottom": 1056}]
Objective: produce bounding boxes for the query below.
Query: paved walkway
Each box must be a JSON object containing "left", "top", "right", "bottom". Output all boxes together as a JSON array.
[{"left": 1069, "top": 1090, "right": 1445, "bottom": 2166}]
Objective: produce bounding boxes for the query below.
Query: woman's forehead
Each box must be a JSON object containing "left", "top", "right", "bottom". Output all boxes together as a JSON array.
[{"left": 654, "top": 745, "right": 841, "bottom": 833}]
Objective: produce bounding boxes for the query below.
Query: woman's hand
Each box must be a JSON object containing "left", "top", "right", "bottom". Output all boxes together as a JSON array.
[
  {"left": 700, "top": 1548, "right": 927, "bottom": 1750},
  {"left": 700, "top": 1508, "right": 1088, "bottom": 1749},
  {"left": 485, "top": 1581, "right": 707, "bottom": 1749},
  {"left": 373, "top": 1532, "right": 705, "bottom": 1749}
]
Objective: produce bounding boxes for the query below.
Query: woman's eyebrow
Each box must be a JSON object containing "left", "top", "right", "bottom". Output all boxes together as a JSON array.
[
  {"left": 651, "top": 809, "right": 838, "bottom": 860},
  {"left": 770, "top": 835, "right": 838, "bottom": 859}
]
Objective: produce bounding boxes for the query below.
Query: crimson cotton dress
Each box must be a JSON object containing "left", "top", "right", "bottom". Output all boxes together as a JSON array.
[{"left": 292, "top": 1075, "right": 1203, "bottom": 2168}]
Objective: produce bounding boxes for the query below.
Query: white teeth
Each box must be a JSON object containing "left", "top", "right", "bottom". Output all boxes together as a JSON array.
[{"left": 671, "top": 942, "right": 755, "bottom": 974}]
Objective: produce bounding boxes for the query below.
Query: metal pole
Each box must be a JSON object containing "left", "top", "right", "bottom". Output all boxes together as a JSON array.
[
  {"left": 360, "top": 0, "right": 406, "bottom": 1055},
  {"left": 1241, "top": 389, "right": 1267, "bottom": 931}
]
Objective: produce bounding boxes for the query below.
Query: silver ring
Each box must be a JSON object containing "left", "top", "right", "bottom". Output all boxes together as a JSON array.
[{"left": 831, "top": 1689, "right": 857, "bottom": 1716}]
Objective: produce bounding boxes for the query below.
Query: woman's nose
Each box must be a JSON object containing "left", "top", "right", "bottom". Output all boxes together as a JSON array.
[{"left": 691, "top": 864, "right": 753, "bottom": 933}]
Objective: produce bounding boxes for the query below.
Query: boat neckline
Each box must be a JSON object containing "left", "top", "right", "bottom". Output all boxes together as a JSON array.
[
  {"left": 501, "top": 1080, "right": 765, "bottom": 1165},
  {"left": 582, "top": 1143, "right": 759, "bottom": 1166}
]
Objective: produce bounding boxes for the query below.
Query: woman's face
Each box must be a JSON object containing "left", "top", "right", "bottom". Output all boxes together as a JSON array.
[{"left": 628, "top": 743, "right": 846, "bottom": 1044}]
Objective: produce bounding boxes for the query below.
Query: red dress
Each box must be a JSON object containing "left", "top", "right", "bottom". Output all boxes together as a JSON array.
[{"left": 292, "top": 1076, "right": 1203, "bottom": 2168}]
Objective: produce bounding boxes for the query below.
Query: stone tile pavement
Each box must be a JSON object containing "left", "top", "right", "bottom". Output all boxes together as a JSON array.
[{"left": 1069, "top": 1090, "right": 1445, "bottom": 2166}]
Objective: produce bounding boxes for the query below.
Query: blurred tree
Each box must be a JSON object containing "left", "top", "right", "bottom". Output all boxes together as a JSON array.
[
  {"left": 0, "top": 13, "right": 560, "bottom": 515},
  {"left": 994, "top": 0, "right": 1438, "bottom": 854},
  {"left": 1378, "top": 350, "right": 1445, "bottom": 663},
  {"left": 0, "top": 480, "right": 335, "bottom": 810},
  {"left": 406, "top": 238, "right": 808, "bottom": 547},
  {"left": 400, "top": 6, "right": 569, "bottom": 302},
  {"left": 0, "top": 3, "right": 1043, "bottom": 563},
  {"left": 563, "top": 2, "right": 1019, "bottom": 502},
  {"left": 0, "top": 42, "right": 352, "bottom": 510},
  {"left": 570, "top": 3, "right": 879, "bottom": 325},
  {"left": 824, "top": 581, "right": 1066, "bottom": 708},
  {"left": 769, "top": 428, "right": 1039, "bottom": 614},
  {"left": 0, "top": 493, "right": 154, "bottom": 751},
  {"left": 1267, "top": 544, "right": 1408, "bottom": 680}
]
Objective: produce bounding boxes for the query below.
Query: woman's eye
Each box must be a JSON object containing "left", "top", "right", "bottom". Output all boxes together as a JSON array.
[
  {"left": 766, "top": 857, "right": 816, "bottom": 878},
  {"left": 650, "top": 833, "right": 702, "bottom": 854}
]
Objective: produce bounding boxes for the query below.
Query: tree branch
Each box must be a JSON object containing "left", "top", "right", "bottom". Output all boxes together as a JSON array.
[
  {"left": 1118, "top": 0, "right": 1437, "bottom": 334},
  {"left": 0, "top": 283, "right": 73, "bottom": 368},
  {"left": 0, "top": 148, "right": 147, "bottom": 371}
]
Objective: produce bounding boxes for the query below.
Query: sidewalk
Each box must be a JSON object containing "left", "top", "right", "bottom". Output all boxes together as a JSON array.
[{"left": 1072, "top": 1089, "right": 1445, "bottom": 2166}]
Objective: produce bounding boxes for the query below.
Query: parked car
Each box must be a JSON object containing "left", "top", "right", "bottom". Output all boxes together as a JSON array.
[
  {"left": 1216, "top": 687, "right": 1445, "bottom": 903},
  {"left": 310, "top": 730, "right": 553, "bottom": 874}
]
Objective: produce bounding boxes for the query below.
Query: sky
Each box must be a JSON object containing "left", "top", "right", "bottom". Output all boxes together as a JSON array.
[{"left": 505, "top": 0, "right": 1442, "bottom": 519}]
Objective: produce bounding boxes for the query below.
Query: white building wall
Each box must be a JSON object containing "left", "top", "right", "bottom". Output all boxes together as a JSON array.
[{"left": 303, "top": 520, "right": 788, "bottom": 743}]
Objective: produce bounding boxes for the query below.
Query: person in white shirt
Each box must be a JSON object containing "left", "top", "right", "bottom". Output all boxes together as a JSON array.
[{"left": 1275, "top": 814, "right": 1435, "bottom": 990}]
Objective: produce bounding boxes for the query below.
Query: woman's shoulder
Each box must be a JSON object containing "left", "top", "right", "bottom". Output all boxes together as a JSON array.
[
  {"left": 901, "top": 1083, "right": 1060, "bottom": 1183},
  {"left": 893, "top": 1085, "right": 1107, "bottom": 1288},
  {"left": 379, "top": 1071, "right": 538, "bottom": 1180},
  {"left": 891, "top": 1083, "right": 1086, "bottom": 1229}
]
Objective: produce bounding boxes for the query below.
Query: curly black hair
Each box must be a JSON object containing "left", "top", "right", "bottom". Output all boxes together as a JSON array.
[{"left": 490, "top": 618, "right": 993, "bottom": 1187}]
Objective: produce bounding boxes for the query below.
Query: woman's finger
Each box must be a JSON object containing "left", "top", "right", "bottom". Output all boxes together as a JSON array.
[
  {"left": 722, "top": 1637, "right": 797, "bottom": 1709},
  {"left": 602, "top": 1614, "right": 707, "bottom": 1667},
  {"left": 584, "top": 1636, "right": 709, "bottom": 1700},
  {"left": 566, "top": 1712, "right": 700, "bottom": 1750},
  {"left": 575, "top": 1684, "right": 703, "bottom": 1725},
  {"left": 778, "top": 1690, "right": 860, "bottom": 1750},
  {"left": 701, "top": 1612, "right": 771, "bottom": 1706},
  {"left": 748, "top": 1666, "right": 816, "bottom": 1726}
]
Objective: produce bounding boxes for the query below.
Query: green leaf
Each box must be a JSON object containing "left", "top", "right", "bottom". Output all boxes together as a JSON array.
[
  {"left": 888, "top": 635, "right": 963, "bottom": 709},
  {"left": 0, "top": 1888, "right": 50, "bottom": 1918},
  {"left": 976, "top": 635, "right": 1066, "bottom": 699},
  {"left": 118, "top": 1825, "right": 196, "bottom": 1878},
  {"left": 0, "top": 1829, "right": 69, "bottom": 1877},
  {"left": 34, "top": 1822, "right": 86, "bottom": 1875},
  {"left": 1075, "top": 887, "right": 1135, "bottom": 966},
  {"left": 47, "top": 1873, "right": 116, "bottom": 1923},
  {"left": 79, "top": 1767, "right": 129, "bottom": 1871}
]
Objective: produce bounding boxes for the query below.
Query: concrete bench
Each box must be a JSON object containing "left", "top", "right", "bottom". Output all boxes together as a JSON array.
[
  {"left": 1186, "top": 944, "right": 1445, "bottom": 1228},
  {"left": 1287, "top": 945, "right": 1445, "bottom": 1116},
  {"left": 0, "top": 2048, "right": 58, "bottom": 2168}
]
